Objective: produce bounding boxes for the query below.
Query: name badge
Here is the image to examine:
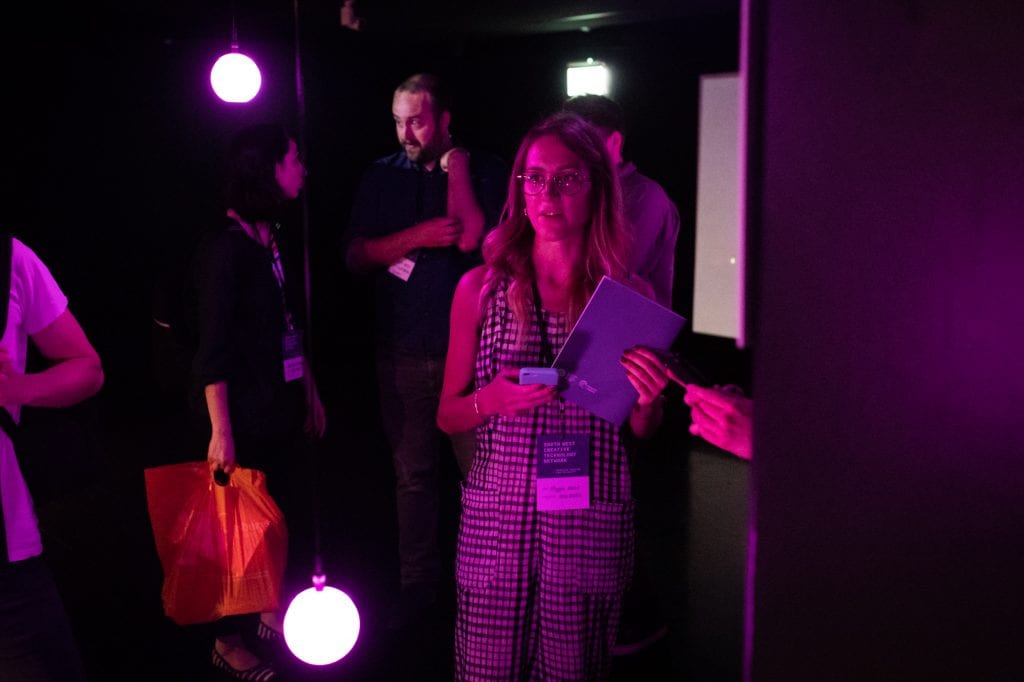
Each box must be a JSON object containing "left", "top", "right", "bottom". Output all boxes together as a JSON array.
[
  {"left": 387, "top": 253, "right": 418, "bottom": 281},
  {"left": 283, "top": 329, "right": 304, "bottom": 382},
  {"left": 536, "top": 434, "right": 590, "bottom": 511}
]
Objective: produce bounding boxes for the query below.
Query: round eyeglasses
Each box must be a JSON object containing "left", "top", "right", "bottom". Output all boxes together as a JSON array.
[{"left": 516, "top": 171, "right": 590, "bottom": 196}]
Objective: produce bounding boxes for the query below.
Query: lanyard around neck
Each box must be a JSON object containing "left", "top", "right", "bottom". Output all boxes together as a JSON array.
[
  {"left": 266, "top": 227, "right": 296, "bottom": 332},
  {"left": 531, "top": 279, "right": 554, "bottom": 366}
]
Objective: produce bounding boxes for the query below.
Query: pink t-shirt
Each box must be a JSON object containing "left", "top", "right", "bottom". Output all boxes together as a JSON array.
[{"left": 1, "top": 238, "right": 69, "bottom": 562}]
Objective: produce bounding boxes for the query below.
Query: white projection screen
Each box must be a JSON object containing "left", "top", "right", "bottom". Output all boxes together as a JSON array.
[{"left": 693, "top": 72, "right": 742, "bottom": 340}]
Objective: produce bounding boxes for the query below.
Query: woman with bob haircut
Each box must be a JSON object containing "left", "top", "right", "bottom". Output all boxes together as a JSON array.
[
  {"left": 438, "top": 112, "right": 670, "bottom": 680},
  {"left": 188, "top": 122, "right": 325, "bottom": 681}
]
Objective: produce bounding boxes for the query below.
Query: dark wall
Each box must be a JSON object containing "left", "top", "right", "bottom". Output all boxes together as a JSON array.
[{"left": 748, "top": 2, "right": 1024, "bottom": 679}]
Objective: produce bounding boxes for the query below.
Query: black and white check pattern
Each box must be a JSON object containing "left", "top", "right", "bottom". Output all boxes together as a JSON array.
[{"left": 454, "top": 279, "right": 635, "bottom": 681}]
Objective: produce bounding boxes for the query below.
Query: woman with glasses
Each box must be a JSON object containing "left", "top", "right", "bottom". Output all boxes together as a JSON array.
[{"left": 438, "top": 112, "right": 669, "bottom": 680}]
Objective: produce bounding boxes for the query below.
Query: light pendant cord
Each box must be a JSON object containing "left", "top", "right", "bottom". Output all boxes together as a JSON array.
[
  {"left": 291, "top": 0, "right": 322, "bottom": 579},
  {"left": 230, "top": 0, "right": 239, "bottom": 49}
]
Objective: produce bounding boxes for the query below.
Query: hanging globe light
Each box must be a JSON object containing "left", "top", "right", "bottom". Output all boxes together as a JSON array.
[
  {"left": 283, "top": 574, "right": 361, "bottom": 666},
  {"left": 210, "top": 13, "right": 261, "bottom": 104}
]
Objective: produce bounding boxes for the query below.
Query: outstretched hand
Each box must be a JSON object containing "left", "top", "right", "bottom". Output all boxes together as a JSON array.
[{"left": 682, "top": 384, "right": 753, "bottom": 460}]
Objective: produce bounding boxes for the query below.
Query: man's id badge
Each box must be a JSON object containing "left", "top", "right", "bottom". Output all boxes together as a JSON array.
[
  {"left": 283, "top": 329, "right": 304, "bottom": 382},
  {"left": 536, "top": 434, "right": 590, "bottom": 511},
  {"left": 387, "top": 252, "right": 418, "bottom": 281}
]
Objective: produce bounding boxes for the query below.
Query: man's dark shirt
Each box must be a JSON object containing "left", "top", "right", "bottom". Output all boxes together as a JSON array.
[{"left": 345, "top": 150, "right": 508, "bottom": 356}]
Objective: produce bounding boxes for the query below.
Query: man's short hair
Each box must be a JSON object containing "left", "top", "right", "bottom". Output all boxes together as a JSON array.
[
  {"left": 394, "top": 73, "right": 452, "bottom": 115},
  {"left": 562, "top": 94, "right": 625, "bottom": 137}
]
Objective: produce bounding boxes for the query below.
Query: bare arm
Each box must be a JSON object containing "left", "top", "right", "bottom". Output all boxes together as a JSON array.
[
  {"left": 345, "top": 216, "right": 464, "bottom": 273},
  {"left": 437, "top": 266, "right": 488, "bottom": 433},
  {"left": 437, "top": 267, "right": 556, "bottom": 433},
  {"left": 203, "top": 381, "right": 237, "bottom": 473},
  {"left": 683, "top": 384, "right": 753, "bottom": 460},
  {"left": 442, "top": 148, "right": 486, "bottom": 253},
  {"left": 0, "top": 309, "right": 103, "bottom": 408}
]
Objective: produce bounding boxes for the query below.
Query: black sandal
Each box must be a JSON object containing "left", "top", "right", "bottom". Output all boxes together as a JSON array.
[
  {"left": 211, "top": 646, "right": 278, "bottom": 681},
  {"left": 257, "top": 618, "right": 284, "bottom": 642}
]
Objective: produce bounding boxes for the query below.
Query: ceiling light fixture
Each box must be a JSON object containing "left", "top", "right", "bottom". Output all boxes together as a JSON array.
[
  {"left": 210, "top": 8, "right": 261, "bottom": 103},
  {"left": 566, "top": 58, "right": 611, "bottom": 97}
]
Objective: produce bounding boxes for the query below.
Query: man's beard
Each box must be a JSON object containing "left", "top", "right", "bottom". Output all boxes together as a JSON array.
[
  {"left": 402, "top": 142, "right": 423, "bottom": 161},
  {"left": 403, "top": 140, "right": 441, "bottom": 165}
]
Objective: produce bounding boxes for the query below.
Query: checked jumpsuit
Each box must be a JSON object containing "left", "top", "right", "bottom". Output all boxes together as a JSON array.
[{"left": 454, "top": 279, "right": 635, "bottom": 681}]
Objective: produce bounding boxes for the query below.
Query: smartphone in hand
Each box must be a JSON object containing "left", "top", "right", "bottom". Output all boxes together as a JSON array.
[{"left": 519, "top": 367, "right": 559, "bottom": 386}]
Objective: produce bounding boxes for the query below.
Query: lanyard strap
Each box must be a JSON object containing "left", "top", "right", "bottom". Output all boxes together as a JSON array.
[
  {"left": 531, "top": 279, "right": 567, "bottom": 431},
  {"left": 267, "top": 229, "right": 296, "bottom": 332},
  {"left": 531, "top": 279, "right": 554, "bottom": 365}
]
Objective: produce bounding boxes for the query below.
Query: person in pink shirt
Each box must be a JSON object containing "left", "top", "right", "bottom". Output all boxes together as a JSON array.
[{"left": 0, "top": 234, "right": 104, "bottom": 682}]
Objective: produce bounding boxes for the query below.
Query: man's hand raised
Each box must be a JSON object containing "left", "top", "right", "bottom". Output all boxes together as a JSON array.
[{"left": 409, "top": 216, "right": 463, "bottom": 249}]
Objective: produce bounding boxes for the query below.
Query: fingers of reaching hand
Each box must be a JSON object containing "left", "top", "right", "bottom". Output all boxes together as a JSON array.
[
  {"left": 687, "top": 389, "right": 749, "bottom": 448},
  {"left": 689, "top": 403, "right": 725, "bottom": 442},
  {"left": 691, "top": 420, "right": 726, "bottom": 447},
  {"left": 685, "top": 383, "right": 727, "bottom": 408}
]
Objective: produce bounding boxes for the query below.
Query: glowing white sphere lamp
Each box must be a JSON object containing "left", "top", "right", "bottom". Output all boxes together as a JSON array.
[
  {"left": 210, "top": 51, "right": 262, "bottom": 103},
  {"left": 283, "top": 574, "right": 361, "bottom": 666}
]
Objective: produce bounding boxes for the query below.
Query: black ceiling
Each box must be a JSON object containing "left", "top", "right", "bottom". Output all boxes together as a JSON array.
[
  {"left": 109, "top": 0, "right": 737, "bottom": 42},
  {"left": 331, "top": 0, "right": 736, "bottom": 36}
]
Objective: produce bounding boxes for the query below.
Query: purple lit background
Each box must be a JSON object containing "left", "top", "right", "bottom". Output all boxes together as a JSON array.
[
  {"left": 746, "top": 2, "right": 1024, "bottom": 679},
  {"left": 2, "top": 0, "right": 1021, "bottom": 679}
]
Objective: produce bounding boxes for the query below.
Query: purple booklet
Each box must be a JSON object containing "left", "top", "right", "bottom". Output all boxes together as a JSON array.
[{"left": 552, "top": 276, "right": 686, "bottom": 425}]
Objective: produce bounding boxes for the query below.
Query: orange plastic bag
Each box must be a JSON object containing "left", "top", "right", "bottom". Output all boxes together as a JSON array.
[{"left": 143, "top": 462, "right": 288, "bottom": 625}]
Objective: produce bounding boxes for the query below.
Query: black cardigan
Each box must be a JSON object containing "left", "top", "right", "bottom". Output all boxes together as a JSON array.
[{"left": 187, "top": 224, "right": 304, "bottom": 445}]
